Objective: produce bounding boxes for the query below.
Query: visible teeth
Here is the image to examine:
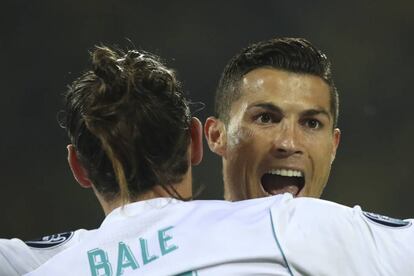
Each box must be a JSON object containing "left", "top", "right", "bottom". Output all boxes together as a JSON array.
[{"left": 268, "top": 169, "right": 303, "bottom": 177}]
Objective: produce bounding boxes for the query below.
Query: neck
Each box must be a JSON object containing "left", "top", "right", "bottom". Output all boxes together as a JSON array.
[{"left": 96, "top": 167, "right": 193, "bottom": 215}]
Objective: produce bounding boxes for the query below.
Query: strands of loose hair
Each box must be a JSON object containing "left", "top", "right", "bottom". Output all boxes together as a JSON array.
[{"left": 63, "top": 45, "right": 192, "bottom": 205}]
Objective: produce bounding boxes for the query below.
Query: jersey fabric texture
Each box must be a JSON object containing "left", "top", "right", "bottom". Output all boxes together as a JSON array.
[
  {"left": 26, "top": 194, "right": 414, "bottom": 275},
  {"left": 0, "top": 229, "right": 88, "bottom": 275}
]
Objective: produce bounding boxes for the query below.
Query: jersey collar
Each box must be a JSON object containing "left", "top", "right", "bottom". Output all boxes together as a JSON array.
[{"left": 101, "top": 197, "right": 182, "bottom": 227}]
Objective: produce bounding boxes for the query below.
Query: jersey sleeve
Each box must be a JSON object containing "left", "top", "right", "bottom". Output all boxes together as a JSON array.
[
  {"left": 0, "top": 229, "right": 89, "bottom": 275},
  {"left": 269, "top": 196, "right": 414, "bottom": 275},
  {"left": 0, "top": 238, "right": 42, "bottom": 276}
]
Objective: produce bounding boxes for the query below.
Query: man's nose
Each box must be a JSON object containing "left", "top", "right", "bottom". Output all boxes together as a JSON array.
[{"left": 272, "top": 121, "right": 303, "bottom": 158}]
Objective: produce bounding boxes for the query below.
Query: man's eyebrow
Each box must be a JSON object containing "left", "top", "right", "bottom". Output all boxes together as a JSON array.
[
  {"left": 301, "top": 108, "right": 331, "bottom": 119},
  {"left": 248, "top": 103, "right": 282, "bottom": 113},
  {"left": 248, "top": 103, "right": 331, "bottom": 120}
]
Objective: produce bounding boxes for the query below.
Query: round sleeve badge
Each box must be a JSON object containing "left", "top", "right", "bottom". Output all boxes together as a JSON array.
[
  {"left": 363, "top": 211, "right": 411, "bottom": 228},
  {"left": 25, "top": 231, "right": 74, "bottom": 249}
]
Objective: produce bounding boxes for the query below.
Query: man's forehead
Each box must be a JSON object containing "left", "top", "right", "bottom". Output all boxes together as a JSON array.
[
  {"left": 240, "top": 68, "right": 327, "bottom": 92},
  {"left": 228, "top": 68, "right": 332, "bottom": 118},
  {"left": 236, "top": 68, "right": 329, "bottom": 103}
]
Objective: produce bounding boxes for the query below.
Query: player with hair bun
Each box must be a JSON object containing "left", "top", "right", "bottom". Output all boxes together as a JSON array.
[{"left": 0, "top": 46, "right": 201, "bottom": 275}]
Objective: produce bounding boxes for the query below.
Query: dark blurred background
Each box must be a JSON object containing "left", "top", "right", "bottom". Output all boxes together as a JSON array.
[{"left": 1, "top": 0, "right": 413, "bottom": 239}]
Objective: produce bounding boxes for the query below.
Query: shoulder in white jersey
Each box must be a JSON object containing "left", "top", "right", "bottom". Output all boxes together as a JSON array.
[
  {"left": 270, "top": 196, "right": 414, "bottom": 276},
  {"left": 26, "top": 194, "right": 414, "bottom": 276},
  {"left": 26, "top": 195, "right": 294, "bottom": 276},
  {"left": 0, "top": 229, "right": 89, "bottom": 275}
]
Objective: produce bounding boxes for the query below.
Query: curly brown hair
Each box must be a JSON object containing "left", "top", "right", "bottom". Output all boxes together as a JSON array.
[{"left": 60, "top": 46, "right": 191, "bottom": 203}]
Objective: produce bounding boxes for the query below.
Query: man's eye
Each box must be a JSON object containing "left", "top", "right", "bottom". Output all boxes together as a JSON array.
[
  {"left": 255, "top": 113, "right": 273, "bottom": 124},
  {"left": 305, "top": 119, "right": 322, "bottom": 129}
]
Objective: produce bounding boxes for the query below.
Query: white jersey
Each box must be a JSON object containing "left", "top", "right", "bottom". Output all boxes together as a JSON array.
[
  {"left": 0, "top": 229, "right": 89, "bottom": 275},
  {"left": 26, "top": 194, "right": 414, "bottom": 276}
]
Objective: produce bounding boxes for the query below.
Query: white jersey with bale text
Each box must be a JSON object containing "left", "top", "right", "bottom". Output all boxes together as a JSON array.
[
  {"left": 0, "top": 229, "right": 89, "bottom": 275},
  {"left": 26, "top": 194, "right": 414, "bottom": 276}
]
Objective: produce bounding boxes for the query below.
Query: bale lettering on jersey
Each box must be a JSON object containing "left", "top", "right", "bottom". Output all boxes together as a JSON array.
[
  {"left": 25, "top": 231, "right": 74, "bottom": 249},
  {"left": 87, "top": 226, "right": 178, "bottom": 276}
]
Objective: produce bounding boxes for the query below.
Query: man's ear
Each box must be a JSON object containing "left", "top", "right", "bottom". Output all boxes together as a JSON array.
[
  {"left": 190, "top": 117, "right": 203, "bottom": 165},
  {"left": 204, "top": 116, "right": 227, "bottom": 157},
  {"left": 331, "top": 128, "right": 341, "bottom": 164},
  {"left": 67, "top": 144, "right": 93, "bottom": 188}
]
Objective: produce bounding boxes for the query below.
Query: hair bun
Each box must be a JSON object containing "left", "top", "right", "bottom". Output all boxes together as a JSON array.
[{"left": 91, "top": 46, "right": 122, "bottom": 83}]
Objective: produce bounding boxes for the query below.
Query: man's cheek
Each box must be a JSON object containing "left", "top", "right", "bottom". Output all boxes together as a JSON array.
[{"left": 227, "top": 126, "right": 255, "bottom": 149}]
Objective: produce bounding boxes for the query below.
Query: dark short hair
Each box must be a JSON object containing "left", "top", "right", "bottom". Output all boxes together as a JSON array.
[
  {"left": 215, "top": 37, "right": 339, "bottom": 127},
  {"left": 60, "top": 46, "right": 191, "bottom": 202}
]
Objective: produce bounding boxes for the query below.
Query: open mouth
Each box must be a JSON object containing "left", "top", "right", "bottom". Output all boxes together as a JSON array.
[{"left": 261, "top": 169, "right": 305, "bottom": 197}]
